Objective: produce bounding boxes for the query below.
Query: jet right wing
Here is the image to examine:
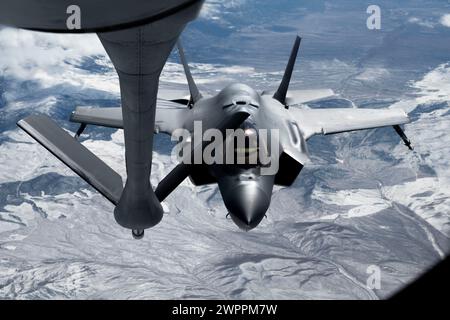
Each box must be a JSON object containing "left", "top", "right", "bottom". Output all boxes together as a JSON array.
[{"left": 289, "top": 107, "right": 410, "bottom": 140}]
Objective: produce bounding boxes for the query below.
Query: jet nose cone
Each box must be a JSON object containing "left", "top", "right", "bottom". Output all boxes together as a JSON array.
[{"left": 226, "top": 185, "right": 270, "bottom": 231}]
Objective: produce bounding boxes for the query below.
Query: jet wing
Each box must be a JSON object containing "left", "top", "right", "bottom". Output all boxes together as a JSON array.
[
  {"left": 289, "top": 107, "right": 410, "bottom": 140},
  {"left": 262, "top": 89, "right": 335, "bottom": 105},
  {"left": 158, "top": 89, "right": 191, "bottom": 102},
  {"left": 71, "top": 107, "right": 123, "bottom": 129},
  {"left": 70, "top": 99, "right": 189, "bottom": 135}
]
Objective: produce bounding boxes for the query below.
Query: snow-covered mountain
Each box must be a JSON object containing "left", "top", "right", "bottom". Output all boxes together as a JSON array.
[{"left": 0, "top": 0, "right": 449, "bottom": 299}]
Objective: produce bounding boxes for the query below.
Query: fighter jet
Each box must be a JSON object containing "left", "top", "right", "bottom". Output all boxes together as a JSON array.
[{"left": 17, "top": 35, "right": 413, "bottom": 238}]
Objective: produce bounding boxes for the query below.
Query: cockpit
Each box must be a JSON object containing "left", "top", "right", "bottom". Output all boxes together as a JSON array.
[
  {"left": 223, "top": 117, "right": 268, "bottom": 169},
  {"left": 217, "top": 83, "right": 261, "bottom": 110}
]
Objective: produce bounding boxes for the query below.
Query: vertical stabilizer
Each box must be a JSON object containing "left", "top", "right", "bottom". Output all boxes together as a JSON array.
[
  {"left": 273, "top": 36, "right": 301, "bottom": 105},
  {"left": 177, "top": 40, "right": 202, "bottom": 104}
]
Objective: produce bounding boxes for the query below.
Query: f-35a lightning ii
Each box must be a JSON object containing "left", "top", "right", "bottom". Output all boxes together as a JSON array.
[{"left": 18, "top": 34, "right": 412, "bottom": 238}]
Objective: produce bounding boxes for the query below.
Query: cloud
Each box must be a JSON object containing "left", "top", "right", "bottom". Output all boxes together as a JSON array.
[
  {"left": 440, "top": 14, "right": 450, "bottom": 28},
  {"left": 200, "top": 0, "right": 247, "bottom": 20},
  {"left": 0, "top": 27, "right": 106, "bottom": 83},
  {"left": 0, "top": 26, "right": 258, "bottom": 103},
  {"left": 0, "top": 27, "right": 122, "bottom": 96},
  {"left": 409, "top": 14, "right": 450, "bottom": 29},
  {"left": 408, "top": 17, "right": 435, "bottom": 28}
]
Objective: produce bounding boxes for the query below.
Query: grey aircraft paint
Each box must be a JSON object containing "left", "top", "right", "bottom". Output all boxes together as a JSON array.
[{"left": 5, "top": 1, "right": 412, "bottom": 237}]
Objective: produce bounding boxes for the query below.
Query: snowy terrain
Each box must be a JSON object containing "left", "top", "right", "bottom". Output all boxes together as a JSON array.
[{"left": 0, "top": 0, "right": 449, "bottom": 299}]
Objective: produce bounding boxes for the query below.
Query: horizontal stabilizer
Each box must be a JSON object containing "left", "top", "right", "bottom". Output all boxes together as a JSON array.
[
  {"left": 263, "top": 89, "right": 335, "bottom": 105},
  {"left": 17, "top": 115, "right": 123, "bottom": 204},
  {"left": 177, "top": 41, "right": 202, "bottom": 104},
  {"left": 273, "top": 36, "right": 301, "bottom": 105}
]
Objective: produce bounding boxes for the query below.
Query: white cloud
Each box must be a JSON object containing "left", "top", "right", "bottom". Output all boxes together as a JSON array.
[
  {"left": 408, "top": 17, "right": 435, "bottom": 28},
  {"left": 0, "top": 27, "right": 107, "bottom": 85},
  {"left": 0, "top": 26, "right": 262, "bottom": 111},
  {"left": 0, "top": 27, "right": 124, "bottom": 98},
  {"left": 408, "top": 14, "right": 450, "bottom": 28},
  {"left": 200, "top": 0, "right": 246, "bottom": 20},
  {"left": 440, "top": 14, "right": 450, "bottom": 27}
]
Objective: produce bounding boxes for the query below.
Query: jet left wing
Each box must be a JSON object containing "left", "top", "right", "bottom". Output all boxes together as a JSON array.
[
  {"left": 70, "top": 99, "right": 189, "bottom": 135},
  {"left": 71, "top": 107, "right": 123, "bottom": 129},
  {"left": 289, "top": 107, "right": 410, "bottom": 140}
]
